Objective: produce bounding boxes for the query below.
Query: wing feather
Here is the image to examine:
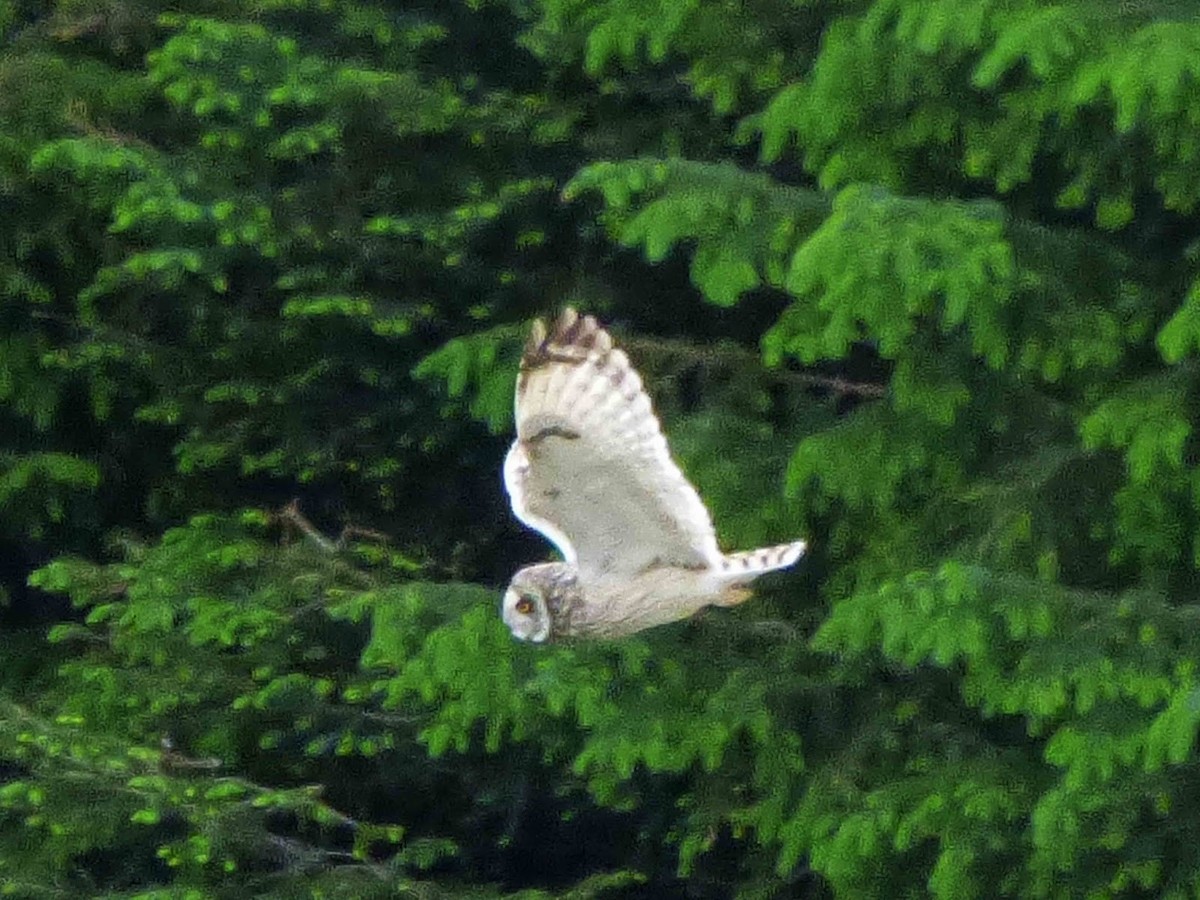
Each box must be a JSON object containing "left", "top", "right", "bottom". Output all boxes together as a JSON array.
[{"left": 504, "top": 309, "right": 721, "bottom": 580}]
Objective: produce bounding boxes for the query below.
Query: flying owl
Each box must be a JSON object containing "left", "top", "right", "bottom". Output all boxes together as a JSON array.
[{"left": 501, "top": 308, "right": 806, "bottom": 642}]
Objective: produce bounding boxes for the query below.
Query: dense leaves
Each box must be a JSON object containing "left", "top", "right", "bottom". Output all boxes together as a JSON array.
[{"left": 4, "top": 0, "right": 1200, "bottom": 897}]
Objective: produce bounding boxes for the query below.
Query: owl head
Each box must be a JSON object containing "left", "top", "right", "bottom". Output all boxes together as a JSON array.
[{"left": 502, "top": 562, "right": 579, "bottom": 643}]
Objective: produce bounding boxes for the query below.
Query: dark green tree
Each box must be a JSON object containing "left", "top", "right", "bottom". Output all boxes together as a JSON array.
[{"left": 7, "top": 0, "right": 1200, "bottom": 897}]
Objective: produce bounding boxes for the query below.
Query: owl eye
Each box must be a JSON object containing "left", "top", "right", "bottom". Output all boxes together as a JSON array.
[{"left": 514, "top": 595, "right": 535, "bottom": 615}]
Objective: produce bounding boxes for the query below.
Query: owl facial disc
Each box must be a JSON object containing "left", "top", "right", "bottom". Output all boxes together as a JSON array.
[{"left": 502, "top": 586, "right": 551, "bottom": 643}]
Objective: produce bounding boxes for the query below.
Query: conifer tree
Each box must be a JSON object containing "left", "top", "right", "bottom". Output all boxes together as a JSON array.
[{"left": 7, "top": 0, "right": 1200, "bottom": 898}]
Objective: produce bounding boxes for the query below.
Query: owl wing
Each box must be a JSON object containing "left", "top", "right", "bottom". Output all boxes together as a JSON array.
[{"left": 503, "top": 308, "right": 722, "bottom": 582}]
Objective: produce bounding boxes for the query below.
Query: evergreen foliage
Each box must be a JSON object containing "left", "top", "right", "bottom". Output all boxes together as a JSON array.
[{"left": 4, "top": 0, "right": 1200, "bottom": 897}]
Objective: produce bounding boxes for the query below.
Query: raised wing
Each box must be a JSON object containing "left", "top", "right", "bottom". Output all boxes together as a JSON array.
[{"left": 503, "top": 308, "right": 722, "bottom": 581}]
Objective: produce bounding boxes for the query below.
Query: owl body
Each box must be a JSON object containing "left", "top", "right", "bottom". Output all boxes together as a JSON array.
[
  {"left": 502, "top": 308, "right": 806, "bottom": 643},
  {"left": 503, "top": 562, "right": 750, "bottom": 642}
]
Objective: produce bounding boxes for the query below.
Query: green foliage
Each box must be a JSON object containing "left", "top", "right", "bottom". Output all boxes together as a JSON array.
[
  {"left": 0, "top": 453, "right": 100, "bottom": 537},
  {"left": 517, "top": 0, "right": 1200, "bottom": 895},
  {"left": 1157, "top": 278, "right": 1200, "bottom": 363},
  {"left": 413, "top": 324, "right": 526, "bottom": 435},
  {"left": 19, "top": 513, "right": 648, "bottom": 896},
  {"left": 771, "top": 186, "right": 1013, "bottom": 369},
  {"left": 8, "top": 0, "right": 1200, "bottom": 897},
  {"left": 566, "top": 159, "right": 829, "bottom": 307}
]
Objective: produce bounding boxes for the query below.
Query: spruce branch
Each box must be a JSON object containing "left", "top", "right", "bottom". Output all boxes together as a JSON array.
[{"left": 621, "top": 334, "right": 888, "bottom": 399}]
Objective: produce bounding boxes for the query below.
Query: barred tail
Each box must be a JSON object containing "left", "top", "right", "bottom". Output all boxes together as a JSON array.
[{"left": 717, "top": 540, "right": 807, "bottom": 581}]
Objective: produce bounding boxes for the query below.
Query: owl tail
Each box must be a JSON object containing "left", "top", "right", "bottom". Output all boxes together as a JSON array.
[{"left": 717, "top": 540, "right": 807, "bottom": 583}]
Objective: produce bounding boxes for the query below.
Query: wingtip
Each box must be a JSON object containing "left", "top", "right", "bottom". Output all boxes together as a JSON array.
[
  {"left": 525, "top": 317, "right": 548, "bottom": 356},
  {"left": 518, "top": 307, "right": 622, "bottom": 386},
  {"left": 557, "top": 306, "right": 579, "bottom": 332},
  {"left": 536, "top": 307, "right": 610, "bottom": 355}
]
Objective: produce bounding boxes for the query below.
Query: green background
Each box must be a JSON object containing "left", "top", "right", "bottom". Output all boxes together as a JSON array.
[{"left": 2, "top": 0, "right": 1200, "bottom": 896}]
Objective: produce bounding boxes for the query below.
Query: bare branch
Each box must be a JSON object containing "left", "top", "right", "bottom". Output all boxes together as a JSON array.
[
  {"left": 279, "top": 499, "right": 338, "bottom": 553},
  {"left": 621, "top": 334, "right": 888, "bottom": 399}
]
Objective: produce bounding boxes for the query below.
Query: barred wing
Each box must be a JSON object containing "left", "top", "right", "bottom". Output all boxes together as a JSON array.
[{"left": 503, "top": 309, "right": 721, "bottom": 582}]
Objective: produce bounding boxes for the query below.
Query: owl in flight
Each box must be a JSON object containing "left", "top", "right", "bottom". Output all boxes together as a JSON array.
[{"left": 502, "top": 308, "right": 806, "bottom": 642}]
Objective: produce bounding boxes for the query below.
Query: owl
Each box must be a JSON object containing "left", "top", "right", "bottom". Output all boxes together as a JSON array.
[{"left": 501, "top": 308, "right": 806, "bottom": 642}]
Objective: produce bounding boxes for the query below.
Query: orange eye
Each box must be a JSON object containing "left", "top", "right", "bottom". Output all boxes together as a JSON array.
[{"left": 514, "top": 596, "right": 535, "bottom": 615}]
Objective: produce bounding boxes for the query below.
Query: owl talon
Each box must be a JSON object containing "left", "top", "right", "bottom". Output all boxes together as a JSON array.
[{"left": 715, "top": 587, "right": 753, "bottom": 608}]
